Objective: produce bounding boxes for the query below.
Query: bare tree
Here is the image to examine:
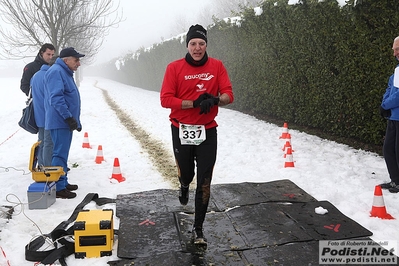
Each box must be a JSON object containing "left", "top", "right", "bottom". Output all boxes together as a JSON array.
[{"left": 0, "top": 0, "right": 123, "bottom": 62}]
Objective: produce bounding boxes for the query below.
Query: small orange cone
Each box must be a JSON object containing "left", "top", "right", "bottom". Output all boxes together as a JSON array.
[
  {"left": 282, "top": 140, "right": 290, "bottom": 151},
  {"left": 284, "top": 147, "right": 295, "bottom": 167},
  {"left": 110, "top": 158, "right": 125, "bottom": 182},
  {"left": 283, "top": 141, "right": 294, "bottom": 158},
  {"left": 95, "top": 145, "right": 105, "bottom": 164},
  {"left": 286, "top": 133, "right": 292, "bottom": 143},
  {"left": 370, "top": 185, "right": 394, "bottom": 219},
  {"left": 82, "top": 132, "right": 91, "bottom": 149},
  {"left": 279, "top": 122, "right": 289, "bottom": 139}
]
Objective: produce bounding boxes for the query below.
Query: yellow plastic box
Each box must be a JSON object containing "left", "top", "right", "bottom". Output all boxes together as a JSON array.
[
  {"left": 29, "top": 141, "right": 64, "bottom": 182},
  {"left": 74, "top": 209, "right": 114, "bottom": 258}
]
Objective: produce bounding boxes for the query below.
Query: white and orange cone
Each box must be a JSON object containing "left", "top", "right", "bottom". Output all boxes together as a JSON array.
[
  {"left": 110, "top": 158, "right": 125, "bottom": 182},
  {"left": 279, "top": 122, "right": 289, "bottom": 139},
  {"left": 283, "top": 141, "right": 294, "bottom": 158},
  {"left": 370, "top": 185, "right": 394, "bottom": 219},
  {"left": 286, "top": 133, "right": 292, "bottom": 143},
  {"left": 282, "top": 140, "right": 290, "bottom": 151},
  {"left": 284, "top": 147, "right": 295, "bottom": 168},
  {"left": 82, "top": 132, "right": 91, "bottom": 149},
  {"left": 95, "top": 145, "right": 105, "bottom": 164}
]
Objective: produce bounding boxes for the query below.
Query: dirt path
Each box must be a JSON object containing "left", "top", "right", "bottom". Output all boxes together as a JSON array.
[{"left": 95, "top": 83, "right": 179, "bottom": 189}]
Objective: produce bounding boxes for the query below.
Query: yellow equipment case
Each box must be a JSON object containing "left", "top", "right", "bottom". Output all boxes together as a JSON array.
[
  {"left": 74, "top": 209, "right": 114, "bottom": 258},
  {"left": 29, "top": 141, "right": 64, "bottom": 182}
]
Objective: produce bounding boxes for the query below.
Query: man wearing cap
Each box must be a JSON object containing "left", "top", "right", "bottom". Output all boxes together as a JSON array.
[
  {"left": 160, "top": 24, "right": 234, "bottom": 246},
  {"left": 44, "top": 47, "right": 85, "bottom": 199}
]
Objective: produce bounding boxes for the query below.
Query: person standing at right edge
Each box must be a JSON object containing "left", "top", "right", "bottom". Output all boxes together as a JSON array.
[
  {"left": 380, "top": 36, "right": 399, "bottom": 193},
  {"left": 160, "top": 24, "right": 234, "bottom": 246}
]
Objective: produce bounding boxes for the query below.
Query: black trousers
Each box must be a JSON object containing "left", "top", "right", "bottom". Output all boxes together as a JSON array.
[
  {"left": 383, "top": 120, "right": 399, "bottom": 184},
  {"left": 171, "top": 125, "right": 217, "bottom": 230}
]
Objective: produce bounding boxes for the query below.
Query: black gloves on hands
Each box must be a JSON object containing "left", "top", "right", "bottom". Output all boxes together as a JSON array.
[
  {"left": 193, "top": 93, "right": 212, "bottom": 108},
  {"left": 199, "top": 97, "right": 220, "bottom": 114},
  {"left": 379, "top": 106, "right": 391, "bottom": 119},
  {"left": 65, "top": 117, "right": 78, "bottom": 131},
  {"left": 193, "top": 92, "right": 220, "bottom": 114}
]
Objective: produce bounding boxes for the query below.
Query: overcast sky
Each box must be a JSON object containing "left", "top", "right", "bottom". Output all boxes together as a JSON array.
[{"left": 94, "top": 0, "right": 215, "bottom": 64}]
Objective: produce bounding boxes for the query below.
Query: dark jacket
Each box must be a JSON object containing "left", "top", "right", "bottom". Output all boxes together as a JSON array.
[{"left": 20, "top": 53, "right": 48, "bottom": 96}]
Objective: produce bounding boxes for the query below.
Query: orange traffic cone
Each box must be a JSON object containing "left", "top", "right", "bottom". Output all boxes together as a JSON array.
[
  {"left": 370, "top": 185, "right": 394, "bottom": 219},
  {"left": 95, "top": 145, "right": 105, "bottom": 164},
  {"left": 110, "top": 158, "right": 125, "bottom": 182},
  {"left": 284, "top": 147, "right": 295, "bottom": 167},
  {"left": 282, "top": 140, "right": 290, "bottom": 151},
  {"left": 279, "top": 122, "right": 289, "bottom": 139},
  {"left": 82, "top": 132, "right": 91, "bottom": 149},
  {"left": 283, "top": 141, "right": 294, "bottom": 158},
  {"left": 286, "top": 133, "right": 292, "bottom": 143}
]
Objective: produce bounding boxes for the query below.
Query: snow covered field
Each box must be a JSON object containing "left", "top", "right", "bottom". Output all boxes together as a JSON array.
[{"left": 0, "top": 76, "right": 397, "bottom": 265}]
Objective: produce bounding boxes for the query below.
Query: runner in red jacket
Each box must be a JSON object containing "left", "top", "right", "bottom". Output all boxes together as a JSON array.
[{"left": 160, "top": 24, "right": 234, "bottom": 247}]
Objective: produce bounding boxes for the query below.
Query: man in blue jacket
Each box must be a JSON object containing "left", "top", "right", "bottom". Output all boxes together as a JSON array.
[
  {"left": 380, "top": 36, "right": 399, "bottom": 193},
  {"left": 44, "top": 47, "right": 84, "bottom": 199}
]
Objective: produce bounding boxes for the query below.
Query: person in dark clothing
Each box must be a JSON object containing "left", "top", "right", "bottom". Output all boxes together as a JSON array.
[{"left": 20, "top": 43, "right": 55, "bottom": 96}]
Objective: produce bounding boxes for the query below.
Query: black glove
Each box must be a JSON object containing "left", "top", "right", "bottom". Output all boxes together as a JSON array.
[
  {"left": 193, "top": 93, "right": 212, "bottom": 108},
  {"left": 199, "top": 97, "right": 220, "bottom": 114},
  {"left": 65, "top": 117, "right": 78, "bottom": 131},
  {"left": 379, "top": 106, "right": 391, "bottom": 119},
  {"left": 77, "top": 126, "right": 82, "bottom": 132}
]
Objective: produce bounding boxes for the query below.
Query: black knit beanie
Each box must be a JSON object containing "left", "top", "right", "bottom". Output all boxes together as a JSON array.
[{"left": 186, "top": 24, "right": 207, "bottom": 47}]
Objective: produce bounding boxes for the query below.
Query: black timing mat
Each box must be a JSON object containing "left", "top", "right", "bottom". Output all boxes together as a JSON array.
[
  {"left": 108, "top": 249, "right": 245, "bottom": 266},
  {"left": 210, "top": 179, "right": 318, "bottom": 210},
  {"left": 116, "top": 188, "right": 220, "bottom": 215},
  {"left": 241, "top": 241, "right": 321, "bottom": 265},
  {"left": 115, "top": 179, "right": 373, "bottom": 265},
  {"left": 278, "top": 200, "right": 373, "bottom": 240}
]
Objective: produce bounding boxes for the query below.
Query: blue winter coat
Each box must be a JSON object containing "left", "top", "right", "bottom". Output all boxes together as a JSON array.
[
  {"left": 44, "top": 57, "right": 81, "bottom": 130},
  {"left": 31, "top": 65, "right": 50, "bottom": 127}
]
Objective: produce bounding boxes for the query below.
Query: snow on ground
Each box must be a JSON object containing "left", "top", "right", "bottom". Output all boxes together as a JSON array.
[{"left": 0, "top": 76, "right": 397, "bottom": 265}]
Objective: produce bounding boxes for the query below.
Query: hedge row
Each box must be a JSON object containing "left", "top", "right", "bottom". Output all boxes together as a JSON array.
[{"left": 87, "top": 0, "right": 399, "bottom": 147}]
